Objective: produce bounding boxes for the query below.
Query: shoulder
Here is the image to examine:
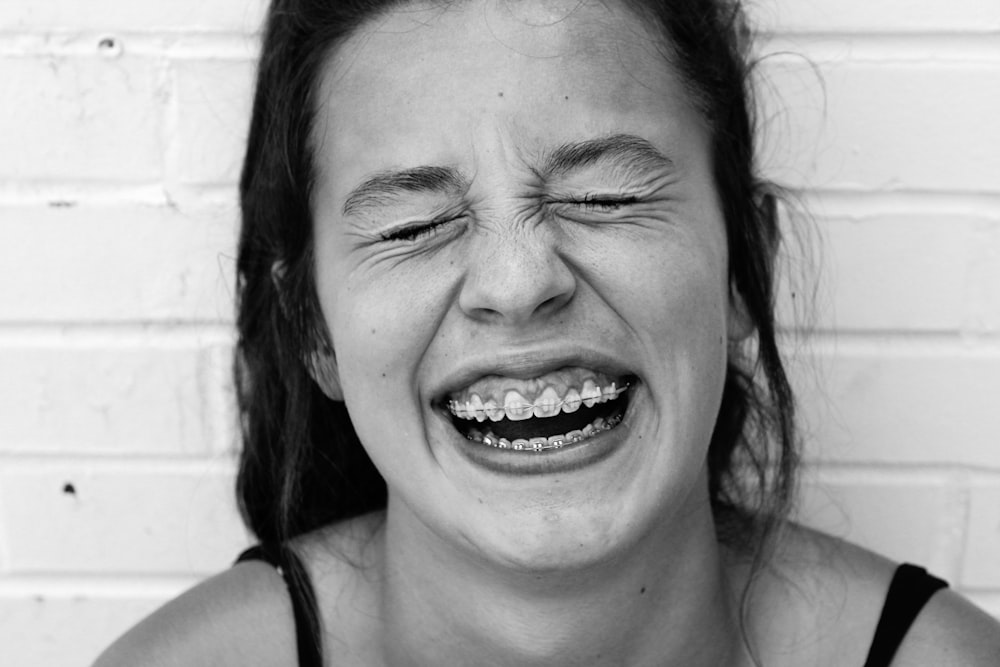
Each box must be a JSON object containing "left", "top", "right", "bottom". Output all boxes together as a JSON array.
[
  {"left": 891, "top": 586, "right": 1000, "bottom": 666},
  {"left": 92, "top": 556, "right": 296, "bottom": 667},
  {"left": 747, "top": 524, "right": 1000, "bottom": 666},
  {"left": 742, "top": 524, "right": 897, "bottom": 666}
]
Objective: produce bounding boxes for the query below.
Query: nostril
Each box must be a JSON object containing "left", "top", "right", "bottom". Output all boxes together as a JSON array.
[
  {"left": 534, "top": 288, "right": 574, "bottom": 317},
  {"left": 459, "top": 271, "right": 575, "bottom": 324}
]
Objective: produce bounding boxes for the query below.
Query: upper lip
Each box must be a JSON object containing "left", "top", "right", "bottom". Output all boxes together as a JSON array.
[{"left": 430, "top": 345, "right": 637, "bottom": 404}]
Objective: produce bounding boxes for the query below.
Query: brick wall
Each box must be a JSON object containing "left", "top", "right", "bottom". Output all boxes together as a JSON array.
[
  {"left": 755, "top": 0, "right": 1000, "bottom": 622},
  {"left": 0, "top": 1, "right": 997, "bottom": 664}
]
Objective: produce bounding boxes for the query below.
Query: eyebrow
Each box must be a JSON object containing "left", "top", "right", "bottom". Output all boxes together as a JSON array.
[
  {"left": 341, "top": 134, "right": 673, "bottom": 215},
  {"left": 540, "top": 133, "right": 675, "bottom": 181},
  {"left": 342, "top": 165, "right": 467, "bottom": 216}
]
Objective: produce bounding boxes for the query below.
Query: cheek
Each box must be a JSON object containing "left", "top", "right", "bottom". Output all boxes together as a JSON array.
[
  {"left": 608, "top": 236, "right": 728, "bottom": 335},
  {"left": 318, "top": 253, "right": 458, "bottom": 402},
  {"left": 601, "top": 231, "right": 730, "bottom": 409}
]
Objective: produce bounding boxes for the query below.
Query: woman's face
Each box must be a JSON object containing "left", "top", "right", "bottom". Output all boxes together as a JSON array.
[{"left": 311, "top": 0, "right": 748, "bottom": 570}]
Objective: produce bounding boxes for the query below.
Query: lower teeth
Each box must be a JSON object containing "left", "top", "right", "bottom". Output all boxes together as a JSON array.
[{"left": 465, "top": 413, "right": 623, "bottom": 452}]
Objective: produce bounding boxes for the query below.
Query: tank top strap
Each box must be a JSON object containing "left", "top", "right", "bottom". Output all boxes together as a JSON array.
[
  {"left": 236, "top": 544, "right": 324, "bottom": 667},
  {"left": 862, "top": 563, "right": 948, "bottom": 667}
]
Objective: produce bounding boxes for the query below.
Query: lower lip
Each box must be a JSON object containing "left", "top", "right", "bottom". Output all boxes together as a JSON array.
[{"left": 445, "top": 385, "right": 640, "bottom": 476}]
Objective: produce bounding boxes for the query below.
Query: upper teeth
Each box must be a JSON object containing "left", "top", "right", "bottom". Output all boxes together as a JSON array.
[{"left": 449, "top": 380, "right": 626, "bottom": 422}]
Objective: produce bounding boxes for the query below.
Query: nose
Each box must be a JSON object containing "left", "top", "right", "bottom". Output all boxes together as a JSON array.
[{"left": 458, "top": 225, "right": 576, "bottom": 325}]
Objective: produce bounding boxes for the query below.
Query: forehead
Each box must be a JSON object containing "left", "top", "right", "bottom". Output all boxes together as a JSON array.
[{"left": 312, "top": 0, "right": 704, "bottom": 194}]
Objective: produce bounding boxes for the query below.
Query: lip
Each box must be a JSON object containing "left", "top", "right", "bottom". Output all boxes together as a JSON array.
[
  {"left": 430, "top": 345, "right": 638, "bottom": 404},
  {"left": 434, "top": 379, "right": 644, "bottom": 476}
]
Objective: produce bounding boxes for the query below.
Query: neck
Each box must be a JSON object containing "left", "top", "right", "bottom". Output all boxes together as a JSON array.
[{"left": 376, "top": 492, "right": 747, "bottom": 666}]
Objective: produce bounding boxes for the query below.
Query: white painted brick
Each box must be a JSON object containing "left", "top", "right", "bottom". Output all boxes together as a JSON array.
[
  {"left": 961, "top": 482, "right": 1000, "bottom": 589},
  {"left": 791, "top": 344, "right": 1000, "bottom": 467},
  {"left": 759, "top": 0, "right": 1000, "bottom": 33},
  {"left": 966, "top": 218, "right": 1000, "bottom": 334},
  {"left": 778, "top": 214, "right": 972, "bottom": 332},
  {"left": 0, "top": 55, "right": 164, "bottom": 183},
  {"left": 796, "top": 471, "right": 961, "bottom": 576},
  {"left": 0, "top": 464, "right": 247, "bottom": 574},
  {"left": 0, "top": 595, "right": 166, "bottom": 667},
  {"left": 0, "top": 0, "right": 268, "bottom": 33},
  {"left": 0, "top": 338, "right": 232, "bottom": 455},
  {"left": 759, "top": 62, "right": 1000, "bottom": 193},
  {"left": 172, "top": 59, "right": 255, "bottom": 185},
  {"left": 0, "top": 204, "right": 236, "bottom": 322}
]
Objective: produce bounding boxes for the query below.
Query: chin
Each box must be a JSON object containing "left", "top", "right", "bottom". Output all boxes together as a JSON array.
[{"left": 457, "top": 495, "right": 653, "bottom": 575}]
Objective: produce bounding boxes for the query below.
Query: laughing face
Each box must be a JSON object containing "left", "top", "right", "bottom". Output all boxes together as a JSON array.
[{"left": 310, "top": 0, "right": 750, "bottom": 570}]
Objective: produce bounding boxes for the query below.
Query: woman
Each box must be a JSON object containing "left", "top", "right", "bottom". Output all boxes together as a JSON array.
[{"left": 96, "top": 0, "right": 1000, "bottom": 665}]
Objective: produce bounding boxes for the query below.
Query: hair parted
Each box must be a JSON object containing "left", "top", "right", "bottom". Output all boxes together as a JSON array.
[{"left": 235, "top": 0, "right": 796, "bottom": 562}]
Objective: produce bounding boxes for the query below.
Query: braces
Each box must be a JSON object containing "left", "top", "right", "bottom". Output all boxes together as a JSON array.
[
  {"left": 466, "top": 412, "right": 624, "bottom": 451},
  {"left": 448, "top": 382, "right": 629, "bottom": 419}
]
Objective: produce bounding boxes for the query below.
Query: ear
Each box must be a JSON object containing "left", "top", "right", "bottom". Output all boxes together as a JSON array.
[
  {"left": 271, "top": 260, "right": 343, "bottom": 401},
  {"left": 307, "top": 348, "right": 343, "bottom": 401}
]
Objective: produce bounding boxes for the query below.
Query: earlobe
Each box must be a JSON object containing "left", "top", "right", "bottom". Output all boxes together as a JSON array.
[
  {"left": 308, "top": 349, "right": 343, "bottom": 401},
  {"left": 271, "top": 260, "right": 343, "bottom": 401},
  {"left": 728, "top": 285, "right": 754, "bottom": 342}
]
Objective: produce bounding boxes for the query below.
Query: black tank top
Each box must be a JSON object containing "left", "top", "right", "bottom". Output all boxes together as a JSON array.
[
  {"left": 236, "top": 545, "right": 323, "bottom": 667},
  {"left": 236, "top": 548, "right": 947, "bottom": 667},
  {"left": 863, "top": 563, "right": 948, "bottom": 666}
]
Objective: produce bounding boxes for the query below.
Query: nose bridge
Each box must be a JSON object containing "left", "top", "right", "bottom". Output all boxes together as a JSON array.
[{"left": 459, "top": 215, "right": 575, "bottom": 324}]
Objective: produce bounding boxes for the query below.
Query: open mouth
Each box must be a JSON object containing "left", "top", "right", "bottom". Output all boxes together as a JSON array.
[{"left": 444, "top": 371, "right": 636, "bottom": 452}]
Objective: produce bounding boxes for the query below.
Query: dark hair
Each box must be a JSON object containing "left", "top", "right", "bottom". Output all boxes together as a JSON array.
[{"left": 235, "top": 0, "right": 796, "bottom": 655}]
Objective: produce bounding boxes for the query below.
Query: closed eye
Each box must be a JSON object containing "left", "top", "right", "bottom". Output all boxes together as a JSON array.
[
  {"left": 379, "top": 217, "right": 456, "bottom": 243},
  {"left": 574, "top": 194, "right": 638, "bottom": 212}
]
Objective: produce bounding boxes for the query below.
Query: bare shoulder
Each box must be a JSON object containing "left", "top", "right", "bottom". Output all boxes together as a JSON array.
[
  {"left": 91, "top": 558, "right": 296, "bottom": 667},
  {"left": 745, "top": 524, "right": 898, "bottom": 666},
  {"left": 750, "top": 524, "right": 1000, "bottom": 666},
  {"left": 892, "top": 586, "right": 1000, "bottom": 666}
]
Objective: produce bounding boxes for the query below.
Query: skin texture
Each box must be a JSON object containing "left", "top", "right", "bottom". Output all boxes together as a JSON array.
[
  {"left": 92, "top": 1, "right": 1000, "bottom": 665},
  {"left": 314, "top": 0, "right": 741, "bottom": 571},
  {"left": 304, "top": 3, "right": 746, "bottom": 664},
  {"left": 308, "top": 1, "right": 748, "bottom": 663}
]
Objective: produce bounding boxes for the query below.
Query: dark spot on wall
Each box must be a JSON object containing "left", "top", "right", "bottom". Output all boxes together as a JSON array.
[
  {"left": 564, "top": 95, "right": 569, "bottom": 100},
  {"left": 640, "top": 586, "right": 646, "bottom": 595},
  {"left": 498, "top": 91, "right": 504, "bottom": 97},
  {"left": 62, "top": 483, "right": 76, "bottom": 496},
  {"left": 97, "top": 35, "right": 123, "bottom": 59}
]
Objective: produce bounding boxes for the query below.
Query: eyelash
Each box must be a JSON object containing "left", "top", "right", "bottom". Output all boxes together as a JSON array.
[
  {"left": 378, "top": 195, "right": 634, "bottom": 241},
  {"left": 379, "top": 217, "right": 453, "bottom": 243},
  {"left": 575, "top": 194, "right": 638, "bottom": 212}
]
